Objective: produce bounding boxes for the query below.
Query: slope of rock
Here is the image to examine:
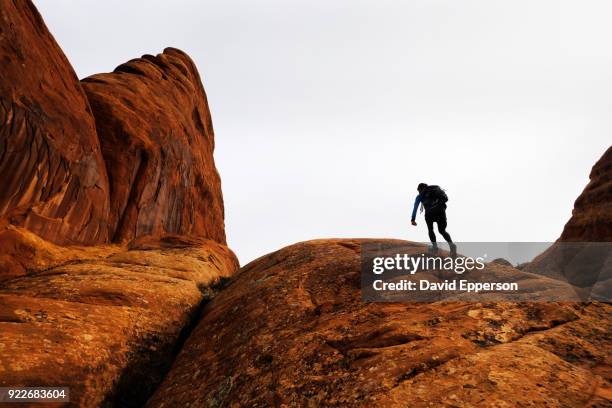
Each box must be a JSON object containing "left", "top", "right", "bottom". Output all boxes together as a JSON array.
[
  {"left": 559, "top": 146, "right": 612, "bottom": 242},
  {"left": 526, "top": 146, "right": 612, "bottom": 290},
  {"left": 81, "top": 49, "right": 226, "bottom": 244},
  {"left": 0, "top": 0, "right": 110, "bottom": 245},
  {"left": 0, "top": 225, "right": 122, "bottom": 282},
  {"left": 147, "top": 239, "right": 611, "bottom": 407},
  {"left": 0, "top": 227, "right": 238, "bottom": 408}
]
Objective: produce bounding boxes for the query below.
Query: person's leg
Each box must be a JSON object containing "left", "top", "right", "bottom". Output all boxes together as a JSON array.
[
  {"left": 436, "top": 211, "right": 453, "bottom": 243},
  {"left": 425, "top": 214, "right": 436, "bottom": 244}
]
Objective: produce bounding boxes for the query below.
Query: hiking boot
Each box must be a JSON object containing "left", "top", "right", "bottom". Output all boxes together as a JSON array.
[
  {"left": 450, "top": 243, "right": 457, "bottom": 257},
  {"left": 428, "top": 244, "right": 438, "bottom": 255}
]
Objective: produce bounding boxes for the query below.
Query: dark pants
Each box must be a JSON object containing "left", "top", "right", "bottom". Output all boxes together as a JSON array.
[{"left": 425, "top": 207, "right": 452, "bottom": 245}]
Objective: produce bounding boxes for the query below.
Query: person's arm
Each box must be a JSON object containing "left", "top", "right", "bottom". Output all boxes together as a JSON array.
[{"left": 411, "top": 195, "right": 421, "bottom": 222}]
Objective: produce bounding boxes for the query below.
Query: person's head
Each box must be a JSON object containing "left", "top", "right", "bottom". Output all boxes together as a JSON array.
[{"left": 417, "top": 183, "right": 427, "bottom": 193}]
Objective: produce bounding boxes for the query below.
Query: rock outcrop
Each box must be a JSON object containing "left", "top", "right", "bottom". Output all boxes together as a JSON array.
[
  {"left": 0, "top": 2, "right": 237, "bottom": 406},
  {"left": 1, "top": 0, "right": 225, "bottom": 246},
  {"left": 0, "top": 0, "right": 110, "bottom": 245},
  {"left": 559, "top": 146, "right": 612, "bottom": 242},
  {"left": 147, "top": 239, "right": 611, "bottom": 407},
  {"left": 525, "top": 146, "right": 612, "bottom": 290},
  {"left": 81, "top": 49, "right": 226, "bottom": 245},
  {"left": 0, "top": 226, "right": 238, "bottom": 407}
]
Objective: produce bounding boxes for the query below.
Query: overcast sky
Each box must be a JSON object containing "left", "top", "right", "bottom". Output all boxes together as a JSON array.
[{"left": 35, "top": 0, "right": 611, "bottom": 264}]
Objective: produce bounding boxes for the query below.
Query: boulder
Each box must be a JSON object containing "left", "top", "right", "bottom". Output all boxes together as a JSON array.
[
  {"left": 147, "top": 239, "right": 611, "bottom": 407},
  {"left": 0, "top": 0, "right": 110, "bottom": 245},
  {"left": 81, "top": 48, "right": 226, "bottom": 245}
]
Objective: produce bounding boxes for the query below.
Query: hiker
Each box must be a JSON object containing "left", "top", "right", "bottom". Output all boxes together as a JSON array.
[{"left": 411, "top": 183, "right": 456, "bottom": 255}]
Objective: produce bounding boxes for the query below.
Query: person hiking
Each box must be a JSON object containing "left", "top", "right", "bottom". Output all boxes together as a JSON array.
[{"left": 411, "top": 183, "right": 457, "bottom": 255}]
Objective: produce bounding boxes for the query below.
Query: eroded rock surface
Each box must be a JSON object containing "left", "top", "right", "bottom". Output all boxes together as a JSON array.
[
  {"left": 0, "top": 0, "right": 110, "bottom": 245},
  {"left": 81, "top": 48, "right": 226, "bottom": 245},
  {"left": 148, "top": 239, "right": 611, "bottom": 407},
  {"left": 525, "top": 146, "right": 611, "bottom": 291},
  {"left": 0, "top": 3, "right": 238, "bottom": 404},
  {"left": 559, "top": 146, "right": 612, "bottom": 242},
  {"left": 0, "top": 227, "right": 238, "bottom": 408}
]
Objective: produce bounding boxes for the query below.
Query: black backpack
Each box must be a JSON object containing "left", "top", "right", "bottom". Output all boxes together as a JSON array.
[{"left": 421, "top": 185, "right": 448, "bottom": 210}]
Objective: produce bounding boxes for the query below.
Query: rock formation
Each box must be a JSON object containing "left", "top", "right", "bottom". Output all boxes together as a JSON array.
[
  {"left": 0, "top": 227, "right": 238, "bottom": 407},
  {"left": 0, "top": 0, "right": 226, "bottom": 247},
  {"left": 81, "top": 48, "right": 226, "bottom": 245},
  {"left": 559, "top": 146, "right": 612, "bottom": 242},
  {"left": 0, "top": 0, "right": 110, "bottom": 245},
  {"left": 491, "top": 257, "right": 513, "bottom": 267},
  {"left": 526, "top": 146, "right": 612, "bottom": 290},
  {"left": 147, "top": 239, "right": 611, "bottom": 407},
  {"left": 0, "top": 1, "right": 237, "bottom": 406}
]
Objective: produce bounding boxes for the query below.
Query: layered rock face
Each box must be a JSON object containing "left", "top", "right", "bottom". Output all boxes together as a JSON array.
[
  {"left": 0, "top": 0, "right": 110, "bottom": 245},
  {"left": 559, "top": 146, "right": 612, "bottom": 242},
  {"left": 148, "top": 239, "right": 611, "bottom": 407},
  {"left": 1, "top": 0, "right": 226, "bottom": 246},
  {"left": 0, "top": 227, "right": 238, "bottom": 407},
  {"left": 526, "top": 146, "right": 612, "bottom": 289},
  {"left": 0, "top": 1, "right": 237, "bottom": 406},
  {"left": 81, "top": 49, "right": 226, "bottom": 244}
]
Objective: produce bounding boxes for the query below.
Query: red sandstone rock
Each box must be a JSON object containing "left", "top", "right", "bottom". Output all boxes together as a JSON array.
[
  {"left": 147, "top": 239, "right": 611, "bottom": 407},
  {"left": 0, "top": 3, "right": 238, "bottom": 406},
  {"left": 0, "top": 0, "right": 110, "bottom": 245},
  {"left": 0, "top": 228, "right": 238, "bottom": 408},
  {"left": 81, "top": 49, "right": 226, "bottom": 245},
  {"left": 526, "top": 146, "right": 612, "bottom": 289},
  {"left": 0, "top": 225, "right": 121, "bottom": 282},
  {"left": 559, "top": 146, "right": 612, "bottom": 242}
]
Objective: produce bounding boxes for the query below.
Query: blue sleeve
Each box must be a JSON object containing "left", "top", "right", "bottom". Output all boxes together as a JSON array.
[{"left": 411, "top": 195, "right": 421, "bottom": 221}]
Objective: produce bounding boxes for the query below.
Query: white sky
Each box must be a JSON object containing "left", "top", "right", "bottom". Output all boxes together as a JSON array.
[{"left": 35, "top": 0, "right": 611, "bottom": 265}]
